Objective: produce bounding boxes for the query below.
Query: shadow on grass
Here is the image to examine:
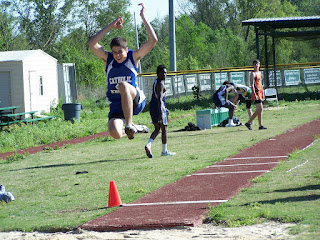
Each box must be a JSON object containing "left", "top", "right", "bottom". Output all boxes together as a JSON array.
[
  {"left": 5, "top": 156, "right": 146, "bottom": 172},
  {"left": 273, "top": 184, "right": 320, "bottom": 192},
  {"left": 241, "top": 194, "right": 320, "bottom": 206},
  {"left": 170, "top": 126, "right": 247, "bottom": 138}
]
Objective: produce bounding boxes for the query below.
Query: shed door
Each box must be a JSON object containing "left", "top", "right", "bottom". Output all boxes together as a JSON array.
[
  {"left": 0, "top": 71, "right": 11, "bottom": 107},
  {"left": 29, "top": 71, "right": 39, "bottom": 111}
]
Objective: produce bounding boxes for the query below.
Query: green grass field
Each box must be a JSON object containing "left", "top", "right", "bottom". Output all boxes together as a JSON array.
[{"left": 0, "top": 99, "right": 319, "bottom": 239}]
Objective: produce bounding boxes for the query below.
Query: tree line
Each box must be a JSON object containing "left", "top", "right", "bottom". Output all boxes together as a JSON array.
[{"left": 1, "top": 0, "right": 319, "bottom": 87}]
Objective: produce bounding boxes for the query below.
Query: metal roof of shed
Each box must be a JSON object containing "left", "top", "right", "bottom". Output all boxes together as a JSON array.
[
  {"left": 242, "top": 16, "right": 320, "bottom": 29},
  {"left": 0, "top": 49, "right": 57, "bottom": 62}
]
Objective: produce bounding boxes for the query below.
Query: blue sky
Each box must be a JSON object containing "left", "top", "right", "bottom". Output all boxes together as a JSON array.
[{"left": 130, "top": 0, "right": 181, "bottom": 24}]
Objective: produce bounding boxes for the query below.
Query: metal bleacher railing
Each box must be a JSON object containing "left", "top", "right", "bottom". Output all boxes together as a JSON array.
[{"left": 137, "top": 62, "right": 320, "bottom": 100}]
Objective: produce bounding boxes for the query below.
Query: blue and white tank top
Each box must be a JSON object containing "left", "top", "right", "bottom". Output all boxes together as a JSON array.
[
  {"left": 105, "top": 50, "right": 139, "bottom": 103},
  {"left": 150, "top": 79, "right": 166, "bottom": 108},
  {"left": 214, "top": 85, "right": 227, "bottom": 105}
]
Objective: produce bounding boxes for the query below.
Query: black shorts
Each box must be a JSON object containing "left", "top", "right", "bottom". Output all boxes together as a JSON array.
[
  {"left": 238, "top": 95, "right": 252, "bottom": 109},
  {"left": 108, "top": 89, "right": 140, "bottom": 120},
  {"left": 254, "top": 99, "right": 262, "bottom": 104}
]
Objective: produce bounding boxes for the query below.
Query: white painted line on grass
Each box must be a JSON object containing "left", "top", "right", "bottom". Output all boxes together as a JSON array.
[
  {"left": 286, "top": 158, "right": 309, "bottom": 173},
  {"left": 123, "top": 200, "right": 228, "bottom": 207},
  {"left": 302, "top": 141, "right": 316, "bottom": 151},
  {"left": 224, "top": 156, "right": 287, "bottom": 160},
  {"left": 192, "top": 170, "right": 270, "bottom": 176},
  {"left": 207, "top": 162, "right": 280, "bottom": 168}
]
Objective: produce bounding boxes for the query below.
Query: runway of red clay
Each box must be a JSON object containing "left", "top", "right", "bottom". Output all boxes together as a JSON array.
[{"left": 81, "top": 119, "right": 320, "bottom": 231}]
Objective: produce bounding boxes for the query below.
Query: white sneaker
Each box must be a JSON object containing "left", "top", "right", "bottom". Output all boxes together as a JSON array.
[
  {"left": 161, "top": 151, "right": 176, "bottom": 156},
  {"left": 132, "top": 123, "right": 149, "bottom": 133},
  {"left": 225, "top": 123, "right": 236, "bottom": 127}
]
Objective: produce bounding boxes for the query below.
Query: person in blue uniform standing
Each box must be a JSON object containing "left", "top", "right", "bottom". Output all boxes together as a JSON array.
[
  {"left": 88, "top": 3, "right": 157, "bottom": 140},
  {"left": 145, "top": 65, "right": 176, "bottom": 158}
]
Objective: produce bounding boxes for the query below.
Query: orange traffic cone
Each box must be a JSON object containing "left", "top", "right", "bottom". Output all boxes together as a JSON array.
[{"left": 107, "top": 181, "right": 122, "bottom": 208}]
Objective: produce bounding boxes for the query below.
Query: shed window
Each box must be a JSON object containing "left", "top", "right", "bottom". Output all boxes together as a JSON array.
[{"left": 40, "top": 76, "right": 44, "bottom": 95}]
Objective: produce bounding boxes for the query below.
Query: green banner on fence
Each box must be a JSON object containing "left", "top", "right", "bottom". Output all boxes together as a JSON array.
[
  {"left": 284, "top": 70, "right": 300, "bottom": 86},
  {"left": 185, "top": 75, "right": 197, "bottom": 93},
  {"left": 304, "top": 68, "right": 320, "bottom": 84},
  {"left": 214, "top": 72, "right": 228, "bottom": 90},
  {"left": 199, "top": 74, "right": 212, "bottom": 91},
  {"left": 173, "top": 76, "right": 185, "bottom": 94},
  {"left": 269, "top": 70, "right": 281, "bottom": 86},
  {"left": 230, "top": 72, "right": 245, "bottom": 85}
]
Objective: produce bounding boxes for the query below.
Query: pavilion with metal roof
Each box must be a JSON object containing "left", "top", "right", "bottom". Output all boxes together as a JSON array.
[{"left": 242, "top": 16, "right": 320, "bottom": 87}]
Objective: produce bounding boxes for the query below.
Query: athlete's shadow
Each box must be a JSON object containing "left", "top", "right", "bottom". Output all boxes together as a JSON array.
[{"left": 5, "top": 156, "right": 146, "bottom": 172}]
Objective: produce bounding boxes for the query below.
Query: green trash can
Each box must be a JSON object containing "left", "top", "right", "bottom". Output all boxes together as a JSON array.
[{"left": 62, "top": 103, "right": 82, "bottom": 122}]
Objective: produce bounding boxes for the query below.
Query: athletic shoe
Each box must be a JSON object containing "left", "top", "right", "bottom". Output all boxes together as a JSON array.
[
  {"left": 145, "top": 145, "right": 153, "bottom": 158},
  {"left": 259, "top": 126, "right": 267, "bottom": 130},
  {"left": 133, "top": 123, "right": 149, "bottom": 133},
  {"left": 245, "top": 122, "right": 252, "bottom": 130},
  {"left": 125, "top": 125, "right": 137, "bottom": 140},
  {"left": 225, "top": 123, "right": 236, "bottom": 127},
  {"left": 161, "top": 151, "right": 176, "bottom": 156}
]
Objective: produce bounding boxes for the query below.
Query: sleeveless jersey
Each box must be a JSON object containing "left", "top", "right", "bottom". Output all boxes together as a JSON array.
[
  {"left": 212, "top": 85, "right": 228, "bottom": 107},
  {"left": 149, "top": 79, "right": 168, "bottom": 124},
  {"left": 105, "top": 50, "right": 145, "bottom": 115},
  {"left": 106, "top": 50, "right": 137, "bottom": 102},
  {"left": 251, "top": 71, "right": 263, "bottom": 100}
]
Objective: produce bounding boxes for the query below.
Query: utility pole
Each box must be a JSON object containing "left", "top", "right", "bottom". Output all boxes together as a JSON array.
[
  {"left": 169, "top": 0, "right": 176, "bottom": 71},
  {"left": 134, "top": 12, "right": 142, "bottom": 73}
]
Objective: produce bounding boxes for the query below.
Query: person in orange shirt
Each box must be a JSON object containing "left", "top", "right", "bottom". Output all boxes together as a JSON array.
[{"left": 245, "top": 59, "right": 267, "bottom": 130}]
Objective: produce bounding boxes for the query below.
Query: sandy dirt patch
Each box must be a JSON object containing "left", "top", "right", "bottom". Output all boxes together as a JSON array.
[{"left": 0, "top": 222, "right": 296, "bottom": 240}]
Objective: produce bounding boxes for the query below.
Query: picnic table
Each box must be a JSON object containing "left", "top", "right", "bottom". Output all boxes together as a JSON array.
[
  {"left": 0, "top": 106, "right": 20, "bottom": 116},
  {"left": 0, "top": 106, "right": 55, "bottom": 130}
]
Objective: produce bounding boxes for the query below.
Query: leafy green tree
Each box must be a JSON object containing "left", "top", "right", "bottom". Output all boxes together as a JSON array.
[
  {"left": 286, "top": 0, "right": 320, "bottom": 16},
  {"left": 175, "top": 15, "right": 216, "bottom": 69},
  {"left": 137, "top": 17, "right": 170, "bottom": 72},
  {"left": 0, "top": 1, "right": 29, "bottom": 51},
  {"left": 179, "top": 0, "right": 227, "bottom": 30},
  {"left": 8, "top": 0, "right": 75, "bottom": 55}
]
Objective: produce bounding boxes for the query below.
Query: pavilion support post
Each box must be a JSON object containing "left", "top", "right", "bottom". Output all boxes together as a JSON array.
[
  {"left": 264, "top": 31, "right": 269, "bottom": 87},
  {"left": 255, "top": 27, "right": 259, "bottom": 60},
  {"left": 272, "top": 35, "right": 277, "bottom": 89}
]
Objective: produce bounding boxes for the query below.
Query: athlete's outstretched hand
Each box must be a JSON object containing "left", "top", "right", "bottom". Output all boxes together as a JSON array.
[
  {"left": 139, "top": 3, "right": 146, "bottom": 18},
  {"left": 111, "top": 16, "right": 123, "bottom": 29}
]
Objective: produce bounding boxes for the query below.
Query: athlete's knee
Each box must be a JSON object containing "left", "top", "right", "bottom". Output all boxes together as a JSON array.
[{"left": 110, "top": 129, "right": 122, "bottom": 139}]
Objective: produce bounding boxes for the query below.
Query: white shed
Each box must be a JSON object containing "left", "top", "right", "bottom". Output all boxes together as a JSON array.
[{"left": 0, "top": 50, "right": 59, "bottom": 114}]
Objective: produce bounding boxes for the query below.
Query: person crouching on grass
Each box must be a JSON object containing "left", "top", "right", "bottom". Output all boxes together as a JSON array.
[
  {"left": 145, "top": 65, "right": 176, "bottom": 158},
  {"left": 88, "top": 3, "right": 157, "bottom": 140},
  {"left": 212, "top": 81, "right": 238, "bottom": 127},
  {"left": 245, "top": 59, "right": 267, "bottom": 130}
]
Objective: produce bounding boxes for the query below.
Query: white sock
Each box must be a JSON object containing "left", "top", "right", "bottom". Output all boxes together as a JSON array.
[
  {"left": 146, "top": 139, "right": 153, "bottom": 148},
  {"left": 162, "top": 144, "right": 167, "bottom": 153},
  {"left": 228, "top": 118, "right": 234, "bottom": 125}
]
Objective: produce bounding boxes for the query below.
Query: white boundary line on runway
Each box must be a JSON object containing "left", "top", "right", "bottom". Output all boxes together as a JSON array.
[
  {"left": 207, "top": 162, "right": 280, "bottom": 168},
  {"left": 191, "top": 170, "right": 270, "bottom": 176},
  {"left": 224, "top": 156, "right": 287, "bottom": 160},
  {"left": 123, "top": 200, "right": 228, "bottom": 207}
]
